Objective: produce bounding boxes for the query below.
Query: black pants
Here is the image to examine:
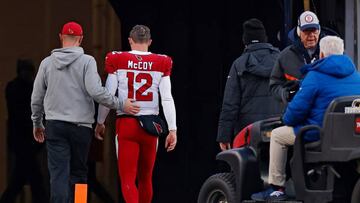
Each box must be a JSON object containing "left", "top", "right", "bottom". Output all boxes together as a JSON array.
[{"left": 45, "top": 120, "right": 92, "bottom": 203}]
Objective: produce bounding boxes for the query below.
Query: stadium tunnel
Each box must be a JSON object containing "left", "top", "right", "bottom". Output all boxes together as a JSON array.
[
  {"left": 107, "top": 0, "right": 346, "bottom": 202},
  {"left": 0, "top": 0, "right": 351, "bottom": 202}
]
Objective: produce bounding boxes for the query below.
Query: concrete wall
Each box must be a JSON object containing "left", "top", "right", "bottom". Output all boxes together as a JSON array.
[{"left": 0, "top": 0, "right": 121, "bottom": 202}]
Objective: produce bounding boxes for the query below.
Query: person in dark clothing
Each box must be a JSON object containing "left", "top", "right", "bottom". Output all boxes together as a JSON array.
[
  {"left": 0, "top": 59, "right": 47, "bottom": 203},
  {"left": 217, "top": 18, "right": 282, "bottom": 151},
  {"left": 270, "top": 11, "right": 321, "bottom": 104}
]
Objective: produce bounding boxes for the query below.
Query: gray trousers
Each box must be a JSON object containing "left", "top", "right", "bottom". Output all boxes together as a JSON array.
[
  {"left": 45, "top": 120, "right": 92, "bottom": 203},
  {"left": 268, "top": 126, "right": 296, "bottom": 187}
]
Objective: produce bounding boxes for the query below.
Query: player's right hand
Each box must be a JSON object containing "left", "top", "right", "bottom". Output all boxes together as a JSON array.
[
  {"left": 95, "top": 123, "right": 106, "bottom": 141},
  {"left": 219, "top": 142, "right": 231, "bottom": 151},
  {"left": 33, "top": 127, "right": 45, "bottom": 143},
  {"left": 165, "top": 130, "right": 177, "bottom": 152},
  {"left": 124, "top": 99, "right": 140, "bottom": 115}
]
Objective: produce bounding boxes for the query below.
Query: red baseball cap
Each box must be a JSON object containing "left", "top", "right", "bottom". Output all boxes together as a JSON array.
[{"left": 61, "top": 22, "right": 83, "bottom": 36}]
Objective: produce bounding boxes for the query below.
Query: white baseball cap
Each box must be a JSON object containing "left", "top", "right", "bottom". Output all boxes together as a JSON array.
[{"left": 298, "top": 11, "right": 320, "bottom": 31}]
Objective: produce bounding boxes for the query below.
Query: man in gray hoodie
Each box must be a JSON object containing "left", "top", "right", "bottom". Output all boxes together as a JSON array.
[{"left": 31, "top": 21, "right": 139, "bottom": 203}]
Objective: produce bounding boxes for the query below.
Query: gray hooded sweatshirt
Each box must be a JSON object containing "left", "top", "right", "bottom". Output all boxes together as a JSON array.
[{"left": 31, "top": 47, "right": 122, "bottom": 128}]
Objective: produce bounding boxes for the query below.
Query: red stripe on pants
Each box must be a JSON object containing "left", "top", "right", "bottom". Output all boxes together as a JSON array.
[{"left": 116, "top": 117, "right": 157, "bottom": 203}]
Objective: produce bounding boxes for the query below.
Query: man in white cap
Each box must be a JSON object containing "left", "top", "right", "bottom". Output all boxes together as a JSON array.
[
  {"left": 251, "top": 11, "right": 321, "bottom": 201},
  {"left": 270, "top": 11, "right": 321, "bottom": 105}
]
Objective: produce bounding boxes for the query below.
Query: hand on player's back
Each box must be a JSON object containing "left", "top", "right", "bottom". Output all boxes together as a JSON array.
[{"left": 124, "top": 99, "right": 140, "bottom": 115}]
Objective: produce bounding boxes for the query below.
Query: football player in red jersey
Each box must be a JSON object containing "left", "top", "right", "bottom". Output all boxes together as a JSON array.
[{"left": 95, "top": 25, "right": 177, "bottom": 203}]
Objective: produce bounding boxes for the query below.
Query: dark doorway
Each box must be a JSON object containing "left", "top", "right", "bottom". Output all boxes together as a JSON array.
[{"left": 107, "top": 0, "right": 345, "bottom": 202}]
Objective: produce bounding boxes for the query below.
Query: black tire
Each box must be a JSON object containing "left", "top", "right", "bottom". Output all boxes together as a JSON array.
[
  {"left": 197, "top": 173, "right": 236, "bottom": 203},
  {"left": 351, "top": 178, "right": 360, "bottom": 203}
]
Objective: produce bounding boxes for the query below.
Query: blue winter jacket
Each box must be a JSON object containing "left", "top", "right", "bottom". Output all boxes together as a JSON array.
[{"left": 282, "top": 55, "right": 360, "bottom": 141}]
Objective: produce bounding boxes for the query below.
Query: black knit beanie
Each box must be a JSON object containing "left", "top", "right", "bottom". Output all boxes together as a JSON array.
[{"left": 242, "top": 18, "right": 268, "bottom": 45}]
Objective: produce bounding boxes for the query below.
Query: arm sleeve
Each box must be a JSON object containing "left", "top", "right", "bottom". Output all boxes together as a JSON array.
[
  {"left": 84, "top": 57, "right": 123, "bottom": 110},
  {"left": 31, "top": 62, "right": 46, "bottom": 128},
  {"left": 282, "top": 76, "right": 318, "bottom": 126},
  {"left": 162, "top": 56, "right": 173, "bottom": 77},
  {"left": 105, "top": 52, "right": 119, "bottom": 74},
  {"left": 97, "top": 74, "right": 118, "bottom": 124},
  {"left": 217, "top": 63, "right": 241, "bottom": 143},
  {"left": 269, "top": 59, "right": 286, "bottom": 102},
  {"left": 159, "top": 76, "right": 177, "bottom": 130}
]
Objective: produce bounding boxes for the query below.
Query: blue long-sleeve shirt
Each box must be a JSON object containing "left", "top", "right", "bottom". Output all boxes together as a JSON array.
[{"left": 283, "top": 54, "right": 360, "bottom": 141}]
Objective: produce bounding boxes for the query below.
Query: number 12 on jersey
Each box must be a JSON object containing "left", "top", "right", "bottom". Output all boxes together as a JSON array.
[{"left": 126, "top": 72, "right": 153, "bottom": 101}]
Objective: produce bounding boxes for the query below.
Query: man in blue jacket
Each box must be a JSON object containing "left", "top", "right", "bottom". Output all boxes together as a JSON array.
[{"left": 251, "top": 36, "right": 360, "bottom": 201}]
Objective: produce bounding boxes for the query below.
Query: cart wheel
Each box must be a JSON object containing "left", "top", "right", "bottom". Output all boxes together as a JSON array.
[
  {"left": 197, "top": 173, "right": 236, "bottom": 203},
  {"left": 351, "top": 177, "right": 360, "bottom": 203}
]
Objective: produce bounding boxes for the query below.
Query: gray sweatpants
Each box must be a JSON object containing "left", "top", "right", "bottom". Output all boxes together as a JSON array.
[{"left": 268, "top": 126, "right": 296, "bottom": 187}]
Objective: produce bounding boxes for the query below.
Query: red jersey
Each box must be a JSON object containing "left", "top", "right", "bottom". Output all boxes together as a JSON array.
[{"left": 105, "top": 50, "right": 173, "bottom": 115}]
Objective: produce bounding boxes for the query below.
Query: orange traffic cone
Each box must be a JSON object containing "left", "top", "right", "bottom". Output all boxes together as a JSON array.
[{"left": 75, "top": 184, "right": 87, "bottom": 203}]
